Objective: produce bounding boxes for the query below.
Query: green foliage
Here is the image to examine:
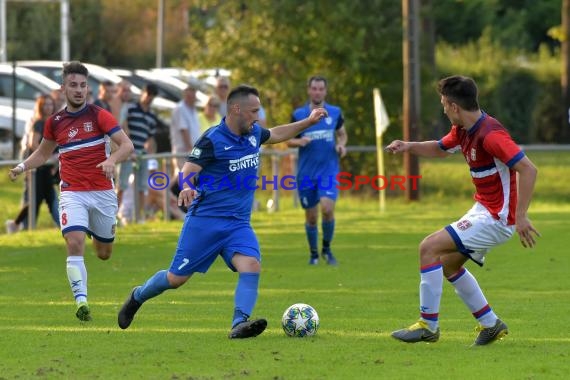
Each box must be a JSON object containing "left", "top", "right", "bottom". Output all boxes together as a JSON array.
[
  {"left": 180, "top": 0, "right": 405, "bottom": 177},
  {"left": 436, "top": 30, "right": 565, "bottom": 143},
  {"left": 489, "top": 69, "right": 539, "bottom": 144},
  {"left": 6, "top": 2, "right": 61, "bottom": 60},
  {"left": 69, "top": 0, "right": 106, "bottom": 64},
  {"left": 432, "top": 0, "right": 561, "bottom": 52},
  {"left": 532, "top": 78, "right": 564, "bottom": 142},
  {"left": 183, "top": 0, "right": 403, "bottom": 142}
]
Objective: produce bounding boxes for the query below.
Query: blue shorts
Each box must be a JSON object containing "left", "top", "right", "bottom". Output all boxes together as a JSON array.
[
  {"left": 169, "top": 215, "right": 260, "bottom": 276},
  {"left": 297, "top": 175, "right": 339, "bottom": 209}
]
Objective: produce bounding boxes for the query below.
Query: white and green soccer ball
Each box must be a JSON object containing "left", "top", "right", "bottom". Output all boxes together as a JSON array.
[{"left": 282, "top": 303, "right": 319, "bottom": 337}]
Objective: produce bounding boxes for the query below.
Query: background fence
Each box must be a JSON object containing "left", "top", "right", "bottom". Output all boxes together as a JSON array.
[{"left": 1, "top": 144, "right": 569, "bottom": 230}]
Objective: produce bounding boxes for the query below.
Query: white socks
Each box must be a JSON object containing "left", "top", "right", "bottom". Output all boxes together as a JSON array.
[
  {"left": 447, "top": 267, "right": 498, "bottom": 328},
  {"left": 419, "top": 263, "right": 443, "bottom": 331},
  {"left": 66, "top": 256, "right": 87, "bottom": 305}
]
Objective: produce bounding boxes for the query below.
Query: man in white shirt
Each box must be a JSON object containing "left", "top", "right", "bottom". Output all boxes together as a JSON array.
[{"left": 170, "top": 82, "right": 202, "bottom": 171}]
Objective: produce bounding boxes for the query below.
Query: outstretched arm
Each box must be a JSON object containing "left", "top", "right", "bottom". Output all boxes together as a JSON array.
[
  {"left": 286, "top": 137, "right": 311, "bottom": 148},
  {"left": 265, "top": 108, "right": 328, "bottom": 144},
  {"left": 385, "top": 140, "right": 449, "bottom": 158}
]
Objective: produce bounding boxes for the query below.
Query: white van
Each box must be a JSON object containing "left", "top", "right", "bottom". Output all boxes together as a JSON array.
[
  {"left": 0, "top": 105, "right": 33, "bottom": 160},
  {"left": 0, "top": 64, "right": 60, "bottom": 112}
]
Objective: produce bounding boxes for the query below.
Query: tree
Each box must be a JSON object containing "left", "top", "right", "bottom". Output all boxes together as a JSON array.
[{"left": 181, "top": 0, "right": 403, "bottom": 149}]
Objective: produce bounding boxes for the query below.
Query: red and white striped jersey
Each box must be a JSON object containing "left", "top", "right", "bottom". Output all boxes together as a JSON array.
[
  {"left": 438, "top": 113, "right": 524, "bottom": 225},
  {"left": 44, "top": 104, "right": 121, "bottom": 191}
]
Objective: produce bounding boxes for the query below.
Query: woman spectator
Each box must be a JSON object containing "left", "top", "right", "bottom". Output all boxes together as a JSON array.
[
  {"left": 5, "top": 94, "right": 60, "bottom": 233},
  {"left": 198, "top": 95, "right": 222, "bottom": 134}
]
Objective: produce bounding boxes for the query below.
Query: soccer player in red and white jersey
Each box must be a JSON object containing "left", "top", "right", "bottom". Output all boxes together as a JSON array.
[
  {"left": 385, "top": 75, "right": 539, "bottom": 346},
  {"left": 9, "top": 61, "right": 134, "bottom": 322}
]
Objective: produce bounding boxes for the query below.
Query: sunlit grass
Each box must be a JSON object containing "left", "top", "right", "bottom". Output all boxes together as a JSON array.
[{"left": 0, "top": 150, "right": 569, "bottom": 379}]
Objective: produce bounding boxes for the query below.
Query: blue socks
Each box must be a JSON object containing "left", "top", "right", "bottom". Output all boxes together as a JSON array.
[
  {"left": 305, "top": 224, "right": 318, "bottom": 255},
  {"left": 232, "top": 272, "right": 260, "bottom": 327},
  {"left": 322, "top": 219, "right": 335, "bottom": 252},
  {"left": 132, "top": 270, "right": 261, "bottom": 328},
  {"left": 134, "top": 270, "right": 173, "bottom": 303}
]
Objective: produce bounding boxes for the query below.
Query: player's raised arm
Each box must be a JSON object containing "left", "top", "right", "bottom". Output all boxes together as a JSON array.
[{"left": 265, "top": 108, "right": 328, "bottom": 144}]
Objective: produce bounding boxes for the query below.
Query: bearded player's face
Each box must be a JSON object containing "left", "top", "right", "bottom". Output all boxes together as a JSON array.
[{"left": 62, "top": 74, "right": 88, "bottom": 109}]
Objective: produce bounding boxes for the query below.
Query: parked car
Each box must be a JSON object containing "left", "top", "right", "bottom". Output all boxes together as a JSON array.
[
  {"left": 0, "top": 105, "right": 33, "bottom": 160},
  {"left": 150, "top": 67, "right": 231, "bottom": 88},
  {"left": 18, "top": 60, "right": 177, "bottom": 153},
  {"left": 0, "top": 64, "right": 60, "bottom": 111},
  {"left": 111, "top": 68, "right": 209, "bottom": 107},
  {"left": 17, "top": 60, "right": 176, "bottom": 110}
]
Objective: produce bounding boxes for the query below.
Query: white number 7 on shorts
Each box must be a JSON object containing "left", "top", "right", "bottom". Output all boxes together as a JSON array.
[{"left": 178, "top": 258, "right": 190, "bottom": 271}]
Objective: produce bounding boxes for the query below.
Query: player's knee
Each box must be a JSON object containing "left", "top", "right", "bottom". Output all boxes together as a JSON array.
[
  {"left": 322, "top": 208, "right": 334, "bottom": 221},
  {"left": 419, "top": 236, "right": 439, "bottom": 262},
  {"left": 244, "top": 259, "right": 261, "bottom": 273},
  {"left": 305, "top": 212, "right": 318, "bottom": 225},
  {"left": 233, "top": 255, "right": 261, "bottom": 273},
  {"left": 65, "top": 236, "right": 84, "bottom": 255},
  {"left": 95, "top": 246, "right": 112, "bottom": 260},
  {"left": 167, "top": 272, "right": 190, "bottom": 288}
]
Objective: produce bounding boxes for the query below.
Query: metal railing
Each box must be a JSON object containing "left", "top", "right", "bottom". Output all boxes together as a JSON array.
[{"left": 2, "top": 144, "right": 570, "bottom": 229}]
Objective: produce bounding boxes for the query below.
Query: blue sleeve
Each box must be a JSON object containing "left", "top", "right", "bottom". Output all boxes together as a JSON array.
[
  {"left": 260, "top": 128, "right": 271, "bottom": 144},
  {"left": 336, "top": 112, "right": 345, "bottom": 130},
  {"left": 187, "top": 136, "right": 215, "bottom": 167}
]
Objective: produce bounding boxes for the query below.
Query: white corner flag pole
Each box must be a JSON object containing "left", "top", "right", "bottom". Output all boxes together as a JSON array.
[{"left": 373, "top": 88, "right": 390, "bottom": 212}]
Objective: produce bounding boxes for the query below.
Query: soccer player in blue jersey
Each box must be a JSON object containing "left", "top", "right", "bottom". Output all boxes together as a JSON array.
[
  {"left": 287, "top": 76, "right": 347, "bottom": 265},
  {"left": 118, "top": 84, "right": 328, "bottom": 338}
]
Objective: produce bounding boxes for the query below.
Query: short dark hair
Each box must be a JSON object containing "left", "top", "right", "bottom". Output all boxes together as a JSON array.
[
  {"left": 144, "top": 83, "right": 159, "bottom": 96},
  {"left": 308, "top": 75, "right": 327, "bottom": 88},
  {"left": 62, "top": 61, "right": 88, "bottom": 82},
  {"left": 437, "top": 75, "right": 479, "bottom": 111},
  {"left": 227, "top": 84, "right": 259, "bottom": 105}
]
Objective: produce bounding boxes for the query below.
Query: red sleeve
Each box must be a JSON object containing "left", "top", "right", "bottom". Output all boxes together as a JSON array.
[
  {"left": 438, "top": 125, "right": 460, "bottom": 152},
  {"left": 483, "top": 130, "right": 524, "bottom": 167},
  {"left": 97, "top": 108, "right": 120, "bottom": 134},
  {"left": 43, "top": 117, "right": 55, "bottom": 141}
]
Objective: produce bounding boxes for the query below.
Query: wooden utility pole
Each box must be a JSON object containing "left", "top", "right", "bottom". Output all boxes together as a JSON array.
[
  {"left": 156, "top": 0, "right": 165, "bottom": 68},
  {"left": 562, "top": 0, "right": 570, "bottom": 142},
  {"left": 402, "top": 0, "right": 421, "bottom": 200}
]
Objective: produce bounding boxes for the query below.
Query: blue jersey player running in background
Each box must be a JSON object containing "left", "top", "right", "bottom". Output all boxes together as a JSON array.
[
  {"left": 118, "top": 85, "right": 328, "bottom": 339},
  {"left": 287, "top": 76, "right": 348, "bottom": 265}
]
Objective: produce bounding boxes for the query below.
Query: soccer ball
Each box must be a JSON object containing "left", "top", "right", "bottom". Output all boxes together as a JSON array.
[{"left": 281, "top": 303, "right": 319, "bottom": 337}]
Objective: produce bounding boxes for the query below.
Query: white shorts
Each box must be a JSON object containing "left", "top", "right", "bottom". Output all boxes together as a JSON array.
[
  {"left": 59, "top": 190, "right": 118, "bottom": 242},
  {"left": 445, "top": 202, "right": 514, "bottom": 266}
]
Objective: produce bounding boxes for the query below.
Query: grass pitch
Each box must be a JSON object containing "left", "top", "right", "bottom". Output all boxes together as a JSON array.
[{"left": 0, "top": 151, "right": 569, "bottom": 379}]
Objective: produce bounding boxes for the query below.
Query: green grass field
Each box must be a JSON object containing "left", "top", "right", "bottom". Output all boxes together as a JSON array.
[{"left": 0, "top": 151, "right": 569, "bottom": 379}]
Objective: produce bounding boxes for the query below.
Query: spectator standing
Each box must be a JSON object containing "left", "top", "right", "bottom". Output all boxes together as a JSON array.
[
  {"left": 117, "top": 84, "right": 159, "bottom": 213},
  {"left": 198, "top": 95, "right": 222, "bottom": 134},
  {"left": 215, "top": 76, "right": 231, "bottom": 117},
  {"left": 5, "top": 94, "right": 60, "bottom": 233},
  {"left": 170, "top": 82, "right": 201, "bottom": 171},
  {"left": 93, "top": 80, "right": 116, "bottom": 113}
]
